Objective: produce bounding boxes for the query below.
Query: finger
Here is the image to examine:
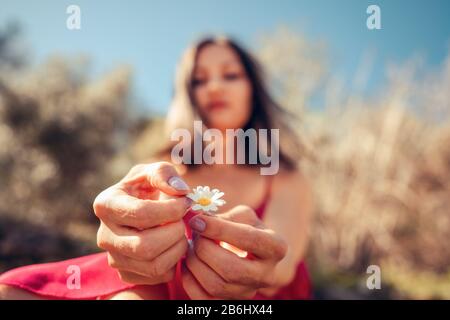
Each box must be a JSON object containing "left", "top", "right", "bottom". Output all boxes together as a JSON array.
[
  {"left": 97, "top": 219, "right": 187, "bottom": 261},
  {"left": 217, "top": 205, "right": 262, "bottom": 227},
  {"left": 117, "top": 269, "right": 175, "bottom": 285},
  {"left": 188, "top": 214, "right": 287, "bottom": 260},
  {"left": 186, "top": 247, "right": 256, "bottom": 299},
  {"left": 181, "top": 265, "right": 216, "bottom": 300},
  {"left": 107, "top": 237, "right": 188, "bottom": 279},
  {"left": 121, "top": 162, "right": 191, "bottom": 196},
  {"left": 193, "top": 237, "right": 273, "bottom": 288},
  {"left": 94, "top": 188, "right": 192, "bottom": 229}
]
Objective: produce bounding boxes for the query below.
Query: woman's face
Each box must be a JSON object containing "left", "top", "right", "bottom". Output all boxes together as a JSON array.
[{"left": 192, "top": 43, "right": 253, "bottom": 131}]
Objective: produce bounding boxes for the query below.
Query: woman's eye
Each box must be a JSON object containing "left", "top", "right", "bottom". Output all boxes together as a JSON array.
[
  {"left": 192, "top": 78, "right": 206, "bottom": 86},
  {"left": 224, "top": 73, "right": 241, "bottom": 81}
]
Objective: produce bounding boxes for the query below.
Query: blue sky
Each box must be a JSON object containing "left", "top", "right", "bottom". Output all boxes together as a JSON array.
[{"left": 1, "top": 0, "right": 449, "bottom": 114}]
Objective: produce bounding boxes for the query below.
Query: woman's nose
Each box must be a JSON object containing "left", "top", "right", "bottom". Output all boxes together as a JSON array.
[{"left": 207, "top": 77, "right": 224, "bottom": 93}]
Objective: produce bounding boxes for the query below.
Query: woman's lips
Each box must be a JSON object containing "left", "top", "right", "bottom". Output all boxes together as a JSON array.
[{"left": 208, "top": 100, "right": 227, "bottom": 111}]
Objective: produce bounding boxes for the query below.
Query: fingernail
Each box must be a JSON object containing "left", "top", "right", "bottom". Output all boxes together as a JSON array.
[
  {"left": 185, "top": 197, "right": 194, "bottom": 208},
  {"left": 189, "top": 217, "right": 206, "bottom": 233},
  {"left": 168, "top": 176, "right": 189, "bottom": 191}
]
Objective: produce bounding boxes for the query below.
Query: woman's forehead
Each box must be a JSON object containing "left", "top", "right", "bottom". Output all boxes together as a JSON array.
[{"left": 195, "top": 44, "right": 242, "bottom": 70}]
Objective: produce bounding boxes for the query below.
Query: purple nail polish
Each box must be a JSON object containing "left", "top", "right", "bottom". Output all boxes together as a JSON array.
[
  {"left": 168, "top": 176, "right": 189, "bottom": 191},
  {"left": 192, "top": 231, "right": 199, "bottom": 242},
  {"left": 189, "top": 217, "right": 206, "bottom": 233},
  {"left": 185, "top": 197, "right": 194, "bottom": 207}
]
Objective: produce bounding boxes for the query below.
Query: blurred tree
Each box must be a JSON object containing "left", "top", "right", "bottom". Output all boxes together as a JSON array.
[
  {"left": 0, "top": 22, "right": 27, "bottom": 70},
  {"left": 0, "top": 24, "right": 137, "bottom": 270}
]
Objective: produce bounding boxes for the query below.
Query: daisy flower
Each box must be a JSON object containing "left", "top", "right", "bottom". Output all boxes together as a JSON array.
[
  {"left": 187, "top": 186, "right": 248, "bottom": 258},
  {"left": 187, "top": 186, "right": 226, "bottom": 214}
]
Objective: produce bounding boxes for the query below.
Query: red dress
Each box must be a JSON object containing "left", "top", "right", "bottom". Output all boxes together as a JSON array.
[{"left": 0, "top": 179, "right": 312, "bottom": 300}]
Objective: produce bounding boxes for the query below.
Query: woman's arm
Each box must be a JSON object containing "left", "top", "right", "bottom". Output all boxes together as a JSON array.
[
  {"left": 0, "top": 285, "right": 45, "bottom": 300},
  {"left": 258, "top": 169, "right": 314, "bottom": 296}
]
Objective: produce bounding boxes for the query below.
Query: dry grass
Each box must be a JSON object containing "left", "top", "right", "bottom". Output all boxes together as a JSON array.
[{"left": 257, "top": 27, "right": 450, "bottom": 299}]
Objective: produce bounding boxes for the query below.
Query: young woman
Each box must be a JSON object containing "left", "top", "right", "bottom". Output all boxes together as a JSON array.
[{"left": 0, "top": 36, "right": 313, "bottom": 300}]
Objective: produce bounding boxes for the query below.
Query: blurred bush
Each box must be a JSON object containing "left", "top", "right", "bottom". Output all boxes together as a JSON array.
[{"left": 0, "top": 24, "right": 137, "bottom": 270}]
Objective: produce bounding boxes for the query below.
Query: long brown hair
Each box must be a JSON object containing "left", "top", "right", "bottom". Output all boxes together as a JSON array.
[{"left": 157, "top": 35, "right": 303, "bottom": 171}]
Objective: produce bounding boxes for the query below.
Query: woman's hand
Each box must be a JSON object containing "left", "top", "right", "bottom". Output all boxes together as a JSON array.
[
  {"left": 92, "top": 162, "right": 192, "bottom": 285},
  {"left": 181, "top": 205, "right": 288, "bottom": 299}
]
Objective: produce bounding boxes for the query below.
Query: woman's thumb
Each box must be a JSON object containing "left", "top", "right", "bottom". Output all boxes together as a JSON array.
[{"left": 146, "top": 162, "right": 190, "bottom": 196}]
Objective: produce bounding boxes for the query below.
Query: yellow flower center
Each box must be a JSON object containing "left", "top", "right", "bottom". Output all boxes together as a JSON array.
[{"left": 197, "top": 197, "right": 211, "bottom": 206}]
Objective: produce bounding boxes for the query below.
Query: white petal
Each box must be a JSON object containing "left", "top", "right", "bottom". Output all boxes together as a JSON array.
[
  {"left": 186, "top": 193, "right": 198, "bottom": 201},
  {"left": 201, "top": 204, "right": 214, "bottom": 212},
  {"left": 192, "top": 204, "right": 203, "bottom": 211},
  {"left": 201, "top": 204, "right": 211, "bottom": 210},
  {"left": 201, "top": 190, "right": 211, "bottom": 198},
  {"left": 214, "top": 199, "right": 226, "bottom": 206},
  {"left": 211, "top": 192, "right": 224, "bottom": 200}
]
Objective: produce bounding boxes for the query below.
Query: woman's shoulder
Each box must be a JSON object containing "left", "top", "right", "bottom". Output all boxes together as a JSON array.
[
  {"left": 271, "top": 166, "right": 314, "bottom": 214},
  {"left": 273, "top": 166, "right": 311, "bottom": 194}
]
